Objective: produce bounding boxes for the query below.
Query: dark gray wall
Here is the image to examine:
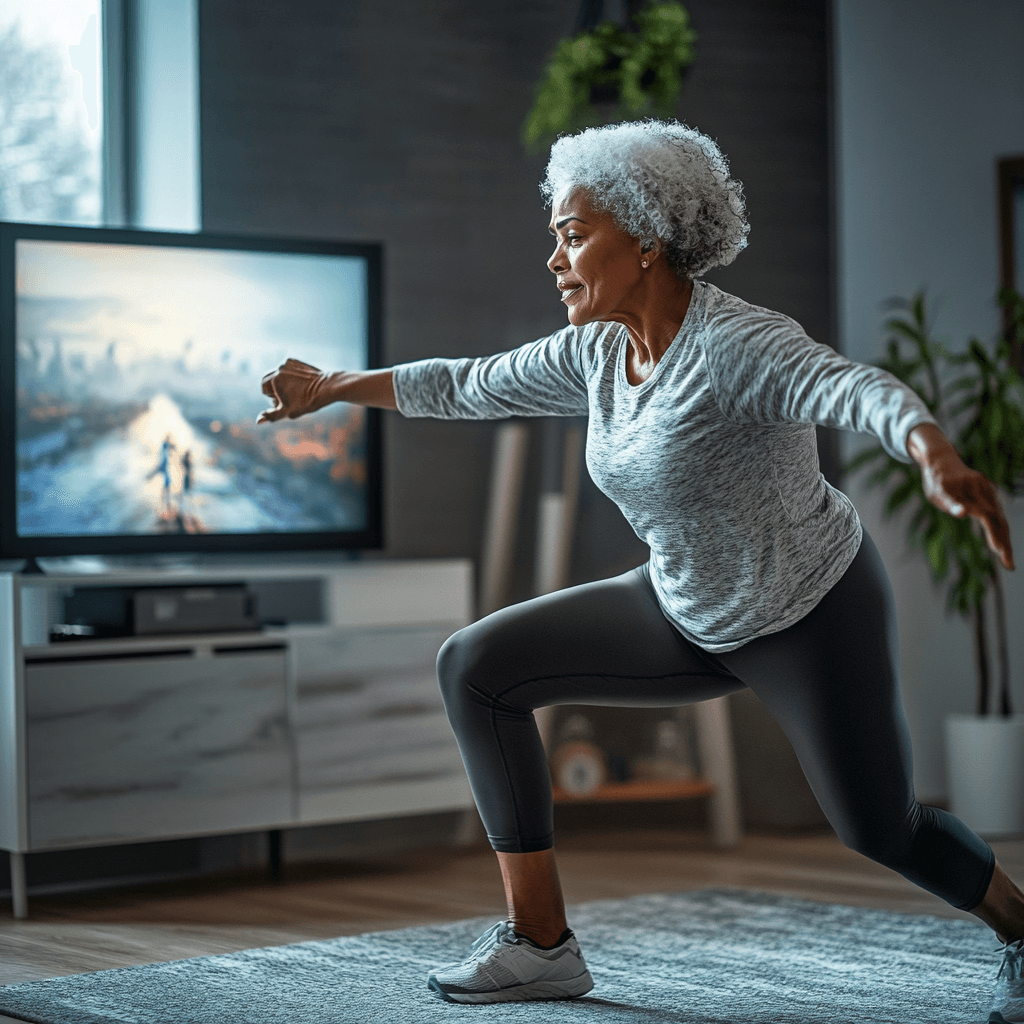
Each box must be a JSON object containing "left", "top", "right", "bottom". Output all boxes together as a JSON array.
[{"left": 200, "top": 0, "right": 835, "bottom": 598}]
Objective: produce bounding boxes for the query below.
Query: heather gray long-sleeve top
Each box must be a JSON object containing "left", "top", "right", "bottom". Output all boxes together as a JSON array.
[{"left": 392, "top": 281, "right": 936, "bottom": 651}]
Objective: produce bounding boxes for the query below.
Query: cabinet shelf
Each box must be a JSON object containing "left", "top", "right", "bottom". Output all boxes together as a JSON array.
[{"left": 552, "top": 777, "right": 714, "bottom": 804}]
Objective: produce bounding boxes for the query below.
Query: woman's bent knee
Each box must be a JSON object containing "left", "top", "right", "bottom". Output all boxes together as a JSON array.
[
  {"left": 437, "top": 613, "right": 526, "bottom": 700},
  {"left": 436, "top": 627, "right": 477, "bottom": 705},
  {"left": 435, "top": 622, "right": 515, "bottom": 721}
]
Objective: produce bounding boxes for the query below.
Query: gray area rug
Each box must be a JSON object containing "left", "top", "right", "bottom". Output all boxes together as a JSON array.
[{"left": 0, "top": 888, "right": 998, "bottom": 1023}]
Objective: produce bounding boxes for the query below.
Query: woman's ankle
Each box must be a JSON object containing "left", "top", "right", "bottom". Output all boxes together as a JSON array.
[
  {"left": 495, "top": 848, "right": 569, "bottom": 950},
  {"left": 970, "top": 863, "right": 1024, "bottom": 944},
  {"left": 511, "top": 921, "right": 571, "bottom": 948}
]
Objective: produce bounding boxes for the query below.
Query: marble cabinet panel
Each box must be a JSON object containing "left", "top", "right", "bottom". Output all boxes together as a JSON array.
[
  {"left": 25, "top": 648, "right": 291, "bottom": 849},
  {"left": 291, "top": 626, "right": 456, "bottom": 679},
  {"left": 293, "top": 667, "right": 444, "bottom": 728},
  {"left": 299, "top": 712, "right": 466, "bottom": 789},
  {"left": 292, "top": 626, "right": 466, "bottom": 798}
]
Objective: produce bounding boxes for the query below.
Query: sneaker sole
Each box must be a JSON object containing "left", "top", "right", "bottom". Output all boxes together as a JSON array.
[{"left": 428, "top": 970, "right": 594, "bottom": 1004}]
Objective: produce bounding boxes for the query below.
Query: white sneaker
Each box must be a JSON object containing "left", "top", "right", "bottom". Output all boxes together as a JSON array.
[
  {"left": 427, "top": 920, "right": 594, "bottom": 1003},
  {"left": 990, "top": 939, "right": 1024, "bottom": 1023}
]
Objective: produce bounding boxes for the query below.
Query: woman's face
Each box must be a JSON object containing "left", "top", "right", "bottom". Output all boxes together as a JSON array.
[{"left": 547, "top": 189, "right": 647, "bottom": 327}]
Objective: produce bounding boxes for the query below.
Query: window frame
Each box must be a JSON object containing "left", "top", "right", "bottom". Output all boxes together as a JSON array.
[{"left": 101, "top": 0, "right": 200, "bottom": 231}]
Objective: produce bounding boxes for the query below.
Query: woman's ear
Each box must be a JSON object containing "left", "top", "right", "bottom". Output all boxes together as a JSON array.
[
  {"left": 640, "top": 241, "right": 662, "bottom": 267},
  {"left": 639, "top": 237, "right": 662, "bottom": 263}
]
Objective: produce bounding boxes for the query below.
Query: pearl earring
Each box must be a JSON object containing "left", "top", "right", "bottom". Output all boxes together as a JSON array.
[{"left": 642, "top": 260, "right": 648, "bottom": 267}]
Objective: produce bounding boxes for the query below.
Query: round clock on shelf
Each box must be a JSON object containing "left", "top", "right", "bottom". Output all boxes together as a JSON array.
[{"left": 550, "top": 740, "right": 607, "bottom": 796}]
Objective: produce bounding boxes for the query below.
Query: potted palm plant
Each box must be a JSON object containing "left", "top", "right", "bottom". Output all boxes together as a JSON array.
[
  {"left": 521, "top": 0, "right": 696, "bottom": 153},
  {"left": 847, "top": 287, "right": 1024, "bottom": 836}
]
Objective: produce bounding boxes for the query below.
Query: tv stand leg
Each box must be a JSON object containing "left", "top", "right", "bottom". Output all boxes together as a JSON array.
[
  {"left": 10, "top": 852, "right": 28, "bottom": 919},
  {"left": 267, "top": 829, "right": 282, "bottom": 880}
]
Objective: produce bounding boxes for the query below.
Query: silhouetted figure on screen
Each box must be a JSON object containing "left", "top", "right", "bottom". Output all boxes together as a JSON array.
[{"left": 146, "top": 434, "right": 177, "bottom": 511}]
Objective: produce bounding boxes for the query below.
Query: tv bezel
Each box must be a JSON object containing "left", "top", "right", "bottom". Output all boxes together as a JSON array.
[{"left": 0, "top": 220, "right": 384, "bottom": 560}]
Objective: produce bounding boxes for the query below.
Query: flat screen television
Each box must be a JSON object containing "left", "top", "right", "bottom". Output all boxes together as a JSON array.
[{"left": 0, "top": 221, "right": 383, "bottom": 563}]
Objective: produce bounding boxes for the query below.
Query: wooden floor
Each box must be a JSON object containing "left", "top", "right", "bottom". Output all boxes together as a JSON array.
[{"left": 3, "top": 827, "right": 1022, "bottom": 1001}]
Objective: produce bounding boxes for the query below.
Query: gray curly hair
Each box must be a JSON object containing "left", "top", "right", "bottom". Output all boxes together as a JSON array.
[{"left": 540, "top": 120, "right": 749, "bottom": 280}]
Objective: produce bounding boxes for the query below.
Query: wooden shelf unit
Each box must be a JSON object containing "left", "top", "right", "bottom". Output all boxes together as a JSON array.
[
  {"left": 552, "top": 777, "right": 715, "bottom": 804},
  {"left": 540, "top": 695, "right": 742, "bottom": 847}
]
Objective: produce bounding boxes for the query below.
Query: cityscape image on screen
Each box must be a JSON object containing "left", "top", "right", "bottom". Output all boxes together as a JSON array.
[{"left": 15, "top": 238, "right": 370, "bottom": 539}]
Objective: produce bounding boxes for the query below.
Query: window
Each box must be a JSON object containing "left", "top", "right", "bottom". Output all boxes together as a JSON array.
[
  {"left": 0, "top": 0, "right": 103, "bottom": 225},
  {"left": 0, "top": 0, "right": 199, "bottom": 232}
]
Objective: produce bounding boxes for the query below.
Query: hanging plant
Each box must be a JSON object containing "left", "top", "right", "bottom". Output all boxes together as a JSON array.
[
  {"left": 846, "top": 288, "right": 1024, "bottom": 716},
  {"left": 521, "top": 1, "right": 697, "bottom": 153}
]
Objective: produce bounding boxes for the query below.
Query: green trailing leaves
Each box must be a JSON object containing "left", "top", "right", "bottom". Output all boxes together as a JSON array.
[{"left": 521, "top": 1, "right": 697, "bottom": 153}]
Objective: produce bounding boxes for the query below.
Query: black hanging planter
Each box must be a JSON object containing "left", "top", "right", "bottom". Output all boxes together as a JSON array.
[
  {"left": 588, "top": 53, "right": 624, "bottom": 107},
  {"left": 589, "top": 60, "right": 665, "bottom": 106}
]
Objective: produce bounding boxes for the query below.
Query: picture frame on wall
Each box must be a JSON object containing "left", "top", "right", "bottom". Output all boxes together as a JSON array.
[{"left": 998, "top": 156, "right": 1024, "bottom": 369}]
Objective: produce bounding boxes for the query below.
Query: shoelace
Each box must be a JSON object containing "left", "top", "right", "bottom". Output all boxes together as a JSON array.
[
  {"left": 468, "top": 921, "right": 513, "bottom": 958},
  {"left": 996, "top": 939, "right": 1024, "bottom": 983}
]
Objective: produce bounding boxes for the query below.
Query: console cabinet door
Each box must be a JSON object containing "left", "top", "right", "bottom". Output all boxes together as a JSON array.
[
  {"left": 293, "top": 626, "right": 470, "bottom": 822},
  {"left": 25, "top": 648, "right": 291, "bottom": 849}
]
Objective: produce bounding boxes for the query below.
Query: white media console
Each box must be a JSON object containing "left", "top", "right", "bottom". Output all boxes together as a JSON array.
[{"left": 0, "top": 558, "right": 475, "bottom": 918}]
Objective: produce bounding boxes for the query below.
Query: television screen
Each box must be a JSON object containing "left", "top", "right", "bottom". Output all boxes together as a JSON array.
[{"left": 0, "top": 223, "right": 382, "bottom": 559}]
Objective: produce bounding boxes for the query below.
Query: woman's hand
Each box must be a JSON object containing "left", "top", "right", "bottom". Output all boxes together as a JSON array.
[
  {"left": 907, "top": 423, "right": 1015, "bottom": 570},
  {"left": 257, "top": 359, "right": 336, "bottom": 424}
]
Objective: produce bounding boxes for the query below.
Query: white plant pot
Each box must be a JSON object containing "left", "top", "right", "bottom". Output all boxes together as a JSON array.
[{"left": 945, "top": 714, "right": 1024, "bottom": 838}]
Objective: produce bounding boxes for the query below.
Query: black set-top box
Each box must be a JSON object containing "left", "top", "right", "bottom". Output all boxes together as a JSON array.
[{"left": 55, "top": 584, "right": 258, "bottom": 640}]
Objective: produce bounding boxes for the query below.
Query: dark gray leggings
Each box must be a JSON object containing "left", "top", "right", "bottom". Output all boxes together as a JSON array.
[{"left": 436, "top": 531, "right": 994, "bottom": 912}]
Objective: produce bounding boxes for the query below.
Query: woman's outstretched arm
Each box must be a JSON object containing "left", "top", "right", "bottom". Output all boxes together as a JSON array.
[{"left": 257, "top": 358, "right": 397, "bottom": 423}]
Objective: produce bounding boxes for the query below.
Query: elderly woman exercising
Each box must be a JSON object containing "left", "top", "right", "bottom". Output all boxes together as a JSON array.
[{"left": 259, "top": 120, "right": 1024, "bottom": 1016}]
